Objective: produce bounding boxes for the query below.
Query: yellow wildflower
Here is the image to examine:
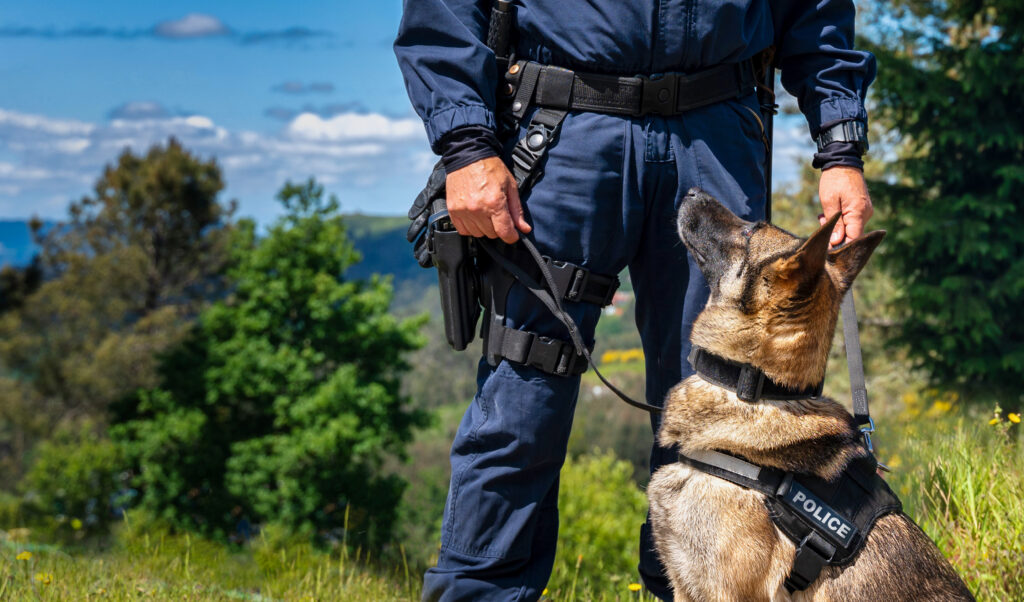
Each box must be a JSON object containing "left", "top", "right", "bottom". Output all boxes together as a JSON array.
[
  {"left": 931, "top": 400, "right": 952, "bottom": 414},
  {"left": 542, "top": 588, "right": 549, "bottom": 596},
  {"left": 1009, "top": 413, "right": 1021, "bottom": 424},
  {"left": 989, "top": 417, "right": 1000, "bottom": 426},
  {"left": 71, "top": 518, "right": 83, "bottom": 530},
  {"left": 16, "top": 550, "right": 31, "bottom": 561},
  {"left": 628, "top": 583, "right": 643, "bottom": 592},
  {"left": 34, "top": 572, "right": 53, "bottom": 585}
]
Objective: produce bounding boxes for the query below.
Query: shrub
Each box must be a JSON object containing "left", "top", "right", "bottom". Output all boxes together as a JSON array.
[
  {"left": 548, "top": 450, "right": 648, "bottom": 597},
  {"left": 19, "top": 420, "right": 127, "bottom": 538}
]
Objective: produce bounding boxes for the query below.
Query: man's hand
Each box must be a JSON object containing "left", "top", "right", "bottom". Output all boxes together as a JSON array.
[
  {"left": 818, "top": 165, "right": 873, "bottom": 247},
  {"left": 446, "top": 156, "right": 531, "bottom": 244}
]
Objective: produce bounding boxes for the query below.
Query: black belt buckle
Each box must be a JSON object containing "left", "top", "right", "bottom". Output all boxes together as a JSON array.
[{"left": 639, "top": 74, "right": 678, "bottom": 116}]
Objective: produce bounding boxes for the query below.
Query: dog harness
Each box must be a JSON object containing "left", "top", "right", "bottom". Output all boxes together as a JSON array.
[
  {"left": 679, "top": 448, "right": 902, "bottom": 592},
  {"left": 681, "top": 343, "right": 902, "bottom": 592}
]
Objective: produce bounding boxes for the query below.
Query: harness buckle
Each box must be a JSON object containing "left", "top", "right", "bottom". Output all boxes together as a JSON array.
[{"left": 639, "top": 74, "right": 679, "bottom": 116}]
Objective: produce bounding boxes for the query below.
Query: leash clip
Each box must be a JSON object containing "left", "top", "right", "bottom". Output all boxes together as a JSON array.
[{"left": 859, "top": 417, "right": 875, "bottom": 453}]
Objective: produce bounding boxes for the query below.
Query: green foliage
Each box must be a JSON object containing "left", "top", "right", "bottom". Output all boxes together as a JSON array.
[
  {"left": 863, "top": 1, "right": 1024, "bottom": 397},
  {"left": 884, "top": 411, "right": 1024, "bottom": 602},
  {"left": 547, "top": 451, "right": 648, "bottom": 597},
  {"left": 19, "top": 421, "right": 127, "bottom": 538},
  {"left": 0, "top": 139, "right": 234, "bottom": 485},
  {"left": 112, "top": 179, "right": 428, "bottom": 547},
  {"left": 0, "top": 258, "right": 42, "bottom": 314}
]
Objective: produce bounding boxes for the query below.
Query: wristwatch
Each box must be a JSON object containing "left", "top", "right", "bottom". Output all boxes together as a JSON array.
[{"left": 815, "top": 120, "right": 869, "bottom": 155}]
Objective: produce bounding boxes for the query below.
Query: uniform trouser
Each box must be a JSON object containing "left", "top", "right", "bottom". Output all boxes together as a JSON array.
[{"left": 421, "top": 92, "right": 768, "bottom": 602}]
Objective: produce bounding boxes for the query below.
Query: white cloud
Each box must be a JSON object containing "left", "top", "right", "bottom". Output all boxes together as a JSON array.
[
  {"left": 0, "top": 106, "right": 432, "bottom": 222},
  {"left": 286, "top": 112, "right": 423, "bottom": 142},
  {"left": 153, "top": 14, "right": 230, "bottom": 39}
]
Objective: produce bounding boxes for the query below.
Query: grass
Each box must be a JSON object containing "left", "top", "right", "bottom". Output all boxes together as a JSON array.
[{"left": 3, "top": 409, "right": 1020, "bottom": 601}]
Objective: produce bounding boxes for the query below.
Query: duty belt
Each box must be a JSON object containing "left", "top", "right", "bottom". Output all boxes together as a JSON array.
[
  {"left": 504, "top": 59, "right": 757, "bottom": 120},
  {"left": 502, "top": 59, "right": 758, "bottom": 192}
]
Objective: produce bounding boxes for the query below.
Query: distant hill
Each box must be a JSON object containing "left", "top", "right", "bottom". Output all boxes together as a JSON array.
[
  {"left": 0, "top": 214, "right": 434, "bottom": 300},
  {"left": 0, "top": 221, "right": 39, "bottom": 268}
]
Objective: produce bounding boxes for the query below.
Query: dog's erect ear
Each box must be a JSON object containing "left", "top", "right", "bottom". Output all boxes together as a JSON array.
[
  {"left": 828, "top": 230, "right": 886, "bottom": 293},
  {"left": 776, "top": 212, "right": 840, "bottom": 283}
]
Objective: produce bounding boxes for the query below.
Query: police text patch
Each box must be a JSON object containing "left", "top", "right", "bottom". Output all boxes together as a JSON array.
[{"left": 783, "top": 481, "right": 858, "bottom": 548}]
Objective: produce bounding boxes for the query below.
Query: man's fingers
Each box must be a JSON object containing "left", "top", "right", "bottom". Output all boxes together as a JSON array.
[
  {"left": 456, "top": 214, "right": 486, "bottom": 238},
  {"left": 819, "top": 194, "right": 845, "bottom": 246},
  {"left": 491, "top": 210, "right": 520, "bottom": 244},
  {"left": 507, "top": 183, "right": 531, "bottom": 234},
  {"left": 832, "top": 217, "right": 846, "bottom": 247},
  {"left": 843, "top": 212, "right": 865, "bottom": 243}
]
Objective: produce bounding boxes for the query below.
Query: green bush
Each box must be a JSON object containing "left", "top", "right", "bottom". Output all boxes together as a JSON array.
[
  {"left": 112, "top": 180, "right": 427, "bottom": 547},
  {"left": 548, "top": 450, "right": 648, "bottom": 598},
  {"left": 18, "top": 421, "right": 127, "bottom": 538}
]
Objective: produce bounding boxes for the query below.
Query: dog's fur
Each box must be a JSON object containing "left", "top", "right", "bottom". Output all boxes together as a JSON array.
[{"left": 647, "top": 189, "right": 974, "bottom": 601}]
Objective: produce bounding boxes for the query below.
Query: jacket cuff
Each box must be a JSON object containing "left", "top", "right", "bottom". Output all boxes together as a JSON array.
[
  {"left": 805, "top": 97, "right": 867, "bottom": 139},
  {"left": 440, "top": 126, "right": 502, "bottom": 173},
  {"left": 424, "top": 105, "right": 496, "bottom": 154},
  {"left": 813, "top": 141, "right": 864, "bottom": 171}
]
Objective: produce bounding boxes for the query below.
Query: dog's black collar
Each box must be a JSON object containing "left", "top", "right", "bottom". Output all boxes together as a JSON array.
[{"left": 688, "top": 347, "right": 824, "bottom": 403}]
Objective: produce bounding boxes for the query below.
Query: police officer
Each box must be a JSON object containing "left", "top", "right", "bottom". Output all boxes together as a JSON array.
[{"left": 395, "top": 1, "right": 875, "bottom": 600}]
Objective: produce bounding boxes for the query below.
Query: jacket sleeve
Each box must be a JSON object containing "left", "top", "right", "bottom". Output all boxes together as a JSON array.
[
  {"left": 773, "top": 0, "right": 877, "bottom": 139},
  {"left": 394, "top": 0, "right": 498, "bottom": 154}
]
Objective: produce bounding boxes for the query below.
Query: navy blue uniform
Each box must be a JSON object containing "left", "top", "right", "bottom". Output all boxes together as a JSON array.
[{"left": 395, "top": 2, "right": 875, "bottom": 600}]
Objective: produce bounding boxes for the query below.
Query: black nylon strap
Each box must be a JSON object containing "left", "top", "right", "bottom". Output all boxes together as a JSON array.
[
  {"left": 494, "top": 244, "right": 619, "bottom": 307},
  {"left": 516, "top": 59, "right": 756, "bottom": 117},
  {"left": 495, "top": 325, "right": 588, "bottom": 376},
  {"left": 689, "top": 347, "right": 824, "bottom": 402},
  {"left": 510, "top": 108, "right": 567, "bottom": 191},
  {"left": 841, "top": 292, "right": 870, "bottom": 428},
  {"left": 785, "top": 531, "right": 836, "bottom": 593},
  {"left": 477, "top": 238, "right": 663, "bottom": 413},
  {"left": 511, "top": 61, "right": 543, "bottom": 121}
]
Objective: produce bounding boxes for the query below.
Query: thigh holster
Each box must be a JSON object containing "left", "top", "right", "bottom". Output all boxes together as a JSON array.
[{"left": 478, "top": 241, "right": 619, "bottom": 377}]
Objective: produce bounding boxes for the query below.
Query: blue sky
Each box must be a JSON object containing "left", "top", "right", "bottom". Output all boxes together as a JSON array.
[{"left": 0, "top": 1, "right": 814, "bottom": 226}]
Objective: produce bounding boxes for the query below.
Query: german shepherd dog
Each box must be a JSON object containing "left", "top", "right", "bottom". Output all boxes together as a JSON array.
[{"left": 647, "top": 189, "right": 974, "bottom": 601}]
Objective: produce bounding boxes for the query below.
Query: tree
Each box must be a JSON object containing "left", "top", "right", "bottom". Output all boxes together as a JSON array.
[
  {"left": 863, "top": 1, "right": 1024, "bottom": 398},
  {"left": 113, "top": 180, "right": 427, "bottom": 546},
  {"left": 0, "top": 139, "right": 235, "bottom": 482}
]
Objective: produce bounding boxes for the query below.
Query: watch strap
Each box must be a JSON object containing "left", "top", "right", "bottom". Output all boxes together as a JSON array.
[{"left": 816, "top": 120, "right": 868, "bottom": 154}]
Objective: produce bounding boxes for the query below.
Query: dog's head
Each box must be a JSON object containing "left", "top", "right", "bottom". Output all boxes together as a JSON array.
[{"left": 677, "top": 188, "right": 885, "bottom": 389}]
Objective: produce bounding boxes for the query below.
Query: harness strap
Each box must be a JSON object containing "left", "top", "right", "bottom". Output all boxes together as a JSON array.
[{"left": 786, "top": 532, "right": 836, "bottom": 593}]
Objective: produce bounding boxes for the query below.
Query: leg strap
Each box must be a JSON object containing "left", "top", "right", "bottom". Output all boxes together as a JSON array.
[{"left": 489, "top": 324, "right": 589, "bottom": 376}]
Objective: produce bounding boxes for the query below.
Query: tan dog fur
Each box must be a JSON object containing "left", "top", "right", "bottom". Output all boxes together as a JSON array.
[{"left": 647, "top": 189, "right": 973, "bottom": 601}]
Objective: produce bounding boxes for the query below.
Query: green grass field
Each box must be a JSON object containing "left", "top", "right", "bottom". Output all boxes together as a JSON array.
[{"left": 2, "top": 407, "right": 1020, "bottom": 601}]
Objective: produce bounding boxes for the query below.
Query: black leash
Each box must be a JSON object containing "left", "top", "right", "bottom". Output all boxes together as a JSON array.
[{"left": 477, "top": 237, "right": 665, "bottom": 414}]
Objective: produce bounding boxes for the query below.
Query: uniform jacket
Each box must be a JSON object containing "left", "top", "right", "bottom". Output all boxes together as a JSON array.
[{"left": 394, "top": 0, "right": 876, "bottom": 153}]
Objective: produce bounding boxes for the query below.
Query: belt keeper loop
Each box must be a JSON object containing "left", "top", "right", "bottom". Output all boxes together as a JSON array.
[{"left": 567, "top": 268, "right": 587, "bottom": 301}]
